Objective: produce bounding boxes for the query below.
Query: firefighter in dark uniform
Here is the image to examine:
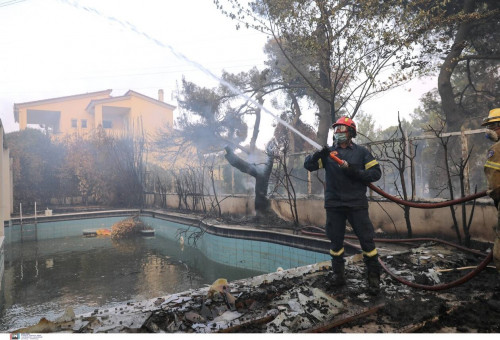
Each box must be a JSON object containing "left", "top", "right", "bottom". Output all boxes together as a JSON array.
[
  {"left": 482, "top": 108, "right": 500, "bottom": 271},
  {"left": 304, "top": 116, "right": 382, "bottom": 294}
]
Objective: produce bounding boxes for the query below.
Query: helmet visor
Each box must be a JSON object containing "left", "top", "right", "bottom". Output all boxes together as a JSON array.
[
  {"left": 334, "top": 125, "right": 349, "bottom": 133},
  {"left": 487, "top": 121, "right": 500, "bottom": 130}
]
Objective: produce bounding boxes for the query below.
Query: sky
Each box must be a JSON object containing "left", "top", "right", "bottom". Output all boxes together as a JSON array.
[{"left": 0, "top": 0, "right": 436, "bottom": 149}]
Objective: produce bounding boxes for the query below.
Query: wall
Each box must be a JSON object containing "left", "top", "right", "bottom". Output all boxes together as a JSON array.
[
  {"left": 17, "top": 92, "right": 111, "bottom": 133},
  {"left": 0, "top": 120, "right": 13, "bottom": 290},
  {"left": 272, "top": 197, "right": 496, "bottom": 242},
  {"left": 3, "top": 149, "right": 13, "bottom": 220},
  {"left": 128, "top": 95, "right": 173, "bottom": 135},
  {"left": 0, "top": 123, "right": 11, "bottom": 232},
  {"left": 149, "top": 193, "right": 497, "bottom": 243}
]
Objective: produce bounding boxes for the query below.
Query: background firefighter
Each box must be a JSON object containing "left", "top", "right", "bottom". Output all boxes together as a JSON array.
[
  {"left": 481, "top": 108, "right": 500, "bottom": 272},
  {"left": 303, "top": 117, "right": 382, "bottom": 294}
]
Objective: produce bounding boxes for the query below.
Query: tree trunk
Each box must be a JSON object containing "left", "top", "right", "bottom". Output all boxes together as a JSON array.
[
  {"left": 224, "top": 146, "right": 274, "bottom": 217},
  {"left": 249, "top": 96, "right": 263, "bottom": 153},
  {"left": 438, "top": 0, "right": 475, "bottom": 131},
  {"left": 316, "top": 100, "right": 332, "bottom": 145},
  {"left": 289, "top": 93, "right": 303, "bottom": 152},
  {"left": 314, "top": 2, "right": 333, "bottom": 146}
]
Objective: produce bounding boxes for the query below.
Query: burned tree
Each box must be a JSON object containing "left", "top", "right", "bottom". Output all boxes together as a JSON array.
[
  {"left": 224, "top": 143, "right": 276, "bottom": 218},
  {"left": 216, "top": 0, "right": 427, "bottom": 145},
  {"left": 373, "top": 115, "right": 417, "bottom": 238},
  {"left": 269, "top": 139, "right": 302, "bottom": 231},
  {"left": 427, "top": 119, "right": 477, "bottom": 246}
]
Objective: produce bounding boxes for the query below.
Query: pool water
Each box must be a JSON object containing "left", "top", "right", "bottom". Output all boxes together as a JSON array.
[
  {"left": 0, "top": 224, "right": 260, "bottom": 331},
  {"left": 0, "top": 216, "right": 329, "bottom": 331}
]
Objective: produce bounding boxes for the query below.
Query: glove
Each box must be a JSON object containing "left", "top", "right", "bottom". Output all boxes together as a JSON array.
[
  {"left": 312, "top": 145, "right": 330, "bottom": 162},
  {"left": 487, "top": 188, "right": 500, "bottom": 202},
  {"left": 342, "top": 163, "right": 360, "bottom": 179},
  {"left": 486, "top": 130, "right": 499, "bottom": 142},
  {"left": 339, "top": 160, "right": 349, "bottom": 168}
]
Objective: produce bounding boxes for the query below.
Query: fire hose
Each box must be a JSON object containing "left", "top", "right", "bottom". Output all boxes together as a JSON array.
[
  {"left": 301, "top": 227, "right": 493, "bottom": 291},
  {"left": 367, "top": 184, "right": 487, "bottom": 209},
  {"left": 328, "top": 151, "right": 488, "bottom": 207},
  {"left": 301, "top": 152, "right": 495, "bottom": 290}
]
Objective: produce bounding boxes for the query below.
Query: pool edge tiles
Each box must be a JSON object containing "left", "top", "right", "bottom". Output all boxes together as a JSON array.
[
  {"left": 5, "top": 211, "right": 332, "bottom": 274},
  {"left": 144, "top": 216, "right": 331, "bottom": 273}
]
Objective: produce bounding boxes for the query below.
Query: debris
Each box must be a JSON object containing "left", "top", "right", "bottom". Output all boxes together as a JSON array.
[
  {"left": 11, "top": 318, "right": 60, "bottom": 333},
  {"left": 435, "top": 265, "right": 497, "bottom": 272},
  {"left": 185, "top": 312, "right": 205, "bottom": 323},
  {"left": 218, "top": 309, "right": 278, "bottom": 333},
  {"left": 222, "top": 286, "right": 236, "bottom": 310},
  {"left": 154, "top": 298, "right": 165, "bottom": 306},
  {"left": 14, "top": 241, "right": 499, "bottom": 334},
  {"left": 111, "top": 215, "right": 152, "bottom": 239},
  {"left": 208, "top": 278, "right": 229, "bottom": 298},
  {"left": 287, "top": 299, "right": 304, "bottom": 313},
  {"left": 56, "top": 307, "right": 75, "bottom": 323},
  {"left": 303, "top": 303, "right": 385, "bottom": 333},
  {"left": 213, "top": 311, "right": 242, "bottom": 322},
  {"left": 96, "top": 228, "right": 111, "bottom": 236},
  {"left": 424, "top": 268, "right": 441, "bottom": 284}
]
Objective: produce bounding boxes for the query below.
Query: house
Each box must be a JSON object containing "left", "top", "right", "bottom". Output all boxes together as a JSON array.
[{"left": 14, "top": 89, "right": 175, "bottom": 138}]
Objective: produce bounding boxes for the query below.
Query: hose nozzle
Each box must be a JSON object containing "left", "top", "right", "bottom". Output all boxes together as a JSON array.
[{"left": 329, "top": 151, "right": 343, "bottom": 165}]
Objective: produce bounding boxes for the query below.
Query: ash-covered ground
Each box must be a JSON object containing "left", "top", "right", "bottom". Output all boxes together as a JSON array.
[{"left": 140, "top": 241, "right": 500, "bottom": 333}]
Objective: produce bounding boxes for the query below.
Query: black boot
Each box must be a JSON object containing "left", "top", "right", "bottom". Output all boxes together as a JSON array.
[
  {"left": 364, "top": 255, "right": 381, "bottom": 295},
  {"left": 329, "top": 256, "right": 346, "bottom": 288}
]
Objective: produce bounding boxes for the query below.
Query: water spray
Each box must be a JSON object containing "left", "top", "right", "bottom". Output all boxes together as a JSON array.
[{"left": 60, "top": 0, "right": 323, "bottom": 151}]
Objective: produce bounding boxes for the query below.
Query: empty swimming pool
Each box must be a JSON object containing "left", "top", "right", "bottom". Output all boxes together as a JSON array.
[{"left": 0, "top": 214, "right": 330, "bottom": 331}]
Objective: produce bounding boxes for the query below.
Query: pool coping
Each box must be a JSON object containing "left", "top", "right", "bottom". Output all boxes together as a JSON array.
[{"left": 5, "top": 209, "right": 330, "bottom": 255}]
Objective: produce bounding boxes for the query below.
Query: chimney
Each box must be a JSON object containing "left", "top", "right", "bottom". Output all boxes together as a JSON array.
[{"left": 158, "top": 89, "right": 164, "bottom": 102}]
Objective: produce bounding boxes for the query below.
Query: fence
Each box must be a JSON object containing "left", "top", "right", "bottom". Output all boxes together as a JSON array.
[{"left": 147, "top": 128, "right": 489, "bottom": 206}]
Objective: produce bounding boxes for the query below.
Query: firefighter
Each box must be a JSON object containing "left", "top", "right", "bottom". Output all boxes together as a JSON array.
[
  {"left": 304, "top": 117, "right": 382, "bottom": 294},
  {"left": 482, "top": 108, "right": 500, "bottom": 271}
]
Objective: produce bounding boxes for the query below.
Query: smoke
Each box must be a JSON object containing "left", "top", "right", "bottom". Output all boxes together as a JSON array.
[{"left": 59, "top": 0, "right": 322, "bottom": 152}]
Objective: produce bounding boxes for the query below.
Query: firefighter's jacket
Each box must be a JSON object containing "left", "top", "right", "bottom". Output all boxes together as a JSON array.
[
  {"left": 304, "top": 143, "right": 381, "bottom": 209},
  {"left": 484, "top": 139, "right": 500, "bottom": 271},
  {"left": 484, "top": 141, "right": 500, "bottom": 203}
]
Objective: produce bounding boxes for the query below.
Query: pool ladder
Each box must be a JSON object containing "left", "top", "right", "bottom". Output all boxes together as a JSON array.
[{"left": 19, "top": 202, "right": 38, "bottom": 242}]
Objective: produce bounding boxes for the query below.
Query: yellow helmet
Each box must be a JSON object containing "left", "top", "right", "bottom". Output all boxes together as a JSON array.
[{"left": 482, "top": 108, "right": 500, "bottom": 126}]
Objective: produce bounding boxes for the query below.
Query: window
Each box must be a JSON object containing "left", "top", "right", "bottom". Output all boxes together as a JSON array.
[
  {"left": 81, "top": 119, "right": 87, "bottom": 128},
  {"left": 103, "top": 120, "right": 112, "bottom": 129},
  {"left": 71, "top": 119, "right": 77, "bottom": 128}
]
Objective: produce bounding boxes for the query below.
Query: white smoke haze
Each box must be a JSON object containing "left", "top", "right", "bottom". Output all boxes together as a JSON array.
[{"left": 0, "top": 0, "right": 433, "bottom": 150}]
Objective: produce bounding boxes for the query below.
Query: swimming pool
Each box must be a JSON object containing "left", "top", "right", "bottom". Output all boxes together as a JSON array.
[{"left": 0, "top": 214, "right": 330, "bottom": 331}]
